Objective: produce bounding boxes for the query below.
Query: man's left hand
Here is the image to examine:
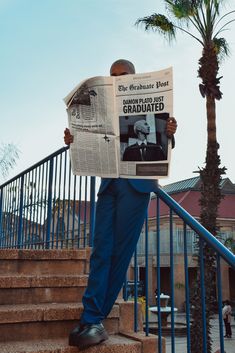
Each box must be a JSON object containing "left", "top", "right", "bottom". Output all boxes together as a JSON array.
[{"left": 166, "top": 117, "right": 177, "bottom": 137}]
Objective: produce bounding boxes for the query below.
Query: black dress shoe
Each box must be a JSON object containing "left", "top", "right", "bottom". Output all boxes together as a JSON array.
[
  {"left": 69, "top": 323, "right": 108, "bottom": 349},
  {"left": 69, "top": 322, "right": 85, "bottom": 344}
]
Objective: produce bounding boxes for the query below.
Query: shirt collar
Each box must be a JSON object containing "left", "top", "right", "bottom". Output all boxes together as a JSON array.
[{"left": 136, "top": 139, "right": 147, "bottom": 146}]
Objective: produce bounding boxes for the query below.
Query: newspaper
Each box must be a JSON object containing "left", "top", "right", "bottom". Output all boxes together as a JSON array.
[{"left": 64, "top": 67, "right": 173, "bottom": 179}]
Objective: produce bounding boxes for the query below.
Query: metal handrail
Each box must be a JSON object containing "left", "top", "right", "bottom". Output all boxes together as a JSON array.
[
  {"left": 0, "top": 146, "right": 69, "bottom": 189},
  {"left": 155, "top": 186, "right": 235, "bottom": 269}
]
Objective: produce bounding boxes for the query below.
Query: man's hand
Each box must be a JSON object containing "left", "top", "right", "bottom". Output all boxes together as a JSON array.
[
  {"left": 64, "top": 128, "right": 74, "bottom": 145},
  {"left": 166, "top": 117, "right": 177, "bottom": 137}
]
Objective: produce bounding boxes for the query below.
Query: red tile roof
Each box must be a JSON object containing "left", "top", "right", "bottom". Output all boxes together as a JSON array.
[{"left": 148, "top": 190, "right": 235, "bottom": 219}]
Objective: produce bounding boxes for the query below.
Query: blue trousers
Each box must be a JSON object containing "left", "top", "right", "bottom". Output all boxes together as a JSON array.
[{"left": 80, "top": 178, "right": 150, "bottom": 324}]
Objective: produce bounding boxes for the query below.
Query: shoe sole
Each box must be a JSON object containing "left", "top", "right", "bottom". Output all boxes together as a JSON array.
[{"left": 69, "top": 331, "right": 108, "bottom": 348}]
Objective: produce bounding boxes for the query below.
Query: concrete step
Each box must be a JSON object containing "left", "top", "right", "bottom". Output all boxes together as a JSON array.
[
  {"left": 0, "top": 274, "right": 87, "bottom": 304},
  {"left": 0, "top": 303, "right": 120, "bottom": 342},
  {"left": 0, "top": 336, "right": 142, "bottom": 353},
  {"left": 0, "top": 249, "right": 91, "bottom": 275}
]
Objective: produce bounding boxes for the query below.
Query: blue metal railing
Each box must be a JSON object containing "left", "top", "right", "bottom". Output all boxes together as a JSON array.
[
  {"left": 0, "top": 147, "right": 95, "bottom": 249},
  {"left": 155, "top": 187, "right": 234, "bottom": 268},
  {"left": 127, "top": 188, "right": 235, "bottom": 353},
  {"left": 1, "top": 147, "right": 235, "bottom": 353}
]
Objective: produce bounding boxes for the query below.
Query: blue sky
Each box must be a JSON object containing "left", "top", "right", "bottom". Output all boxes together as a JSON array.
[{"left": 1, "top": 0, "right": 235, "bottom": 185}]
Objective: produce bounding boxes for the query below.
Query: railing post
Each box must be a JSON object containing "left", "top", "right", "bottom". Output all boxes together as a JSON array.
[
  {"left": 134, "top": 248, "right": 138, "bottom": 332},
  {"left": 183, "top": 222, "right": 191, "bottom": 353},
  {"left": 83, "top": 177, "right": 88, "bottom": 247},
  {"left": 17, "top": 175, "right": 24, "bottom": 248},
  {"left": 0, "top": 187, "right": 3, "bottom": 247},
  {"left": 46, "top": 158, "right": 54, "bottom": 249},
  {"left": 156, "top": 196, "right": 162, "bottom": 353},
  {"left": 89, "top": 176, "right": 96, "bottom": 247},
  {"left": 144, "top": 213, "right": 149, "bottom": 335},
  {"left": 170, "top": 209, "right": 175, "bottom": 353},
  {"left": 216, "top": 254, "right": 225, "bottom": 353},
  {"left": 199, "top": 238, "right": 207, "bottom": 353}
]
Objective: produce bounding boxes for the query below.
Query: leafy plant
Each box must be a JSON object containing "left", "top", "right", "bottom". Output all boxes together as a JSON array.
[{"left": 0, "top": 143, "right": 20, "bottom": 181}]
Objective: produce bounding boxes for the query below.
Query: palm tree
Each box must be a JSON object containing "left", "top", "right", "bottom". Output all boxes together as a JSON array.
[{"left": 136, "top": 1, "right": 234, "bottom": 352}]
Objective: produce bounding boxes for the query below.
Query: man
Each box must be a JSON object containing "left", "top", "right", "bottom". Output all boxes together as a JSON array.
[
  {"left": 122, "top": 119, "right": 166, "bottom": 161},
  {"left": 64, "top": 59, "right": 177, "bottom": 350},
  {"left": 222, "top": 300, "right": 232, "bottom": 338}
]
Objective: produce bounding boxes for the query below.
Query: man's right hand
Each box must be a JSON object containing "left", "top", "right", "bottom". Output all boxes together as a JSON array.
[{"left": 64, "top": 128, "right": 74, "bottom": 145}]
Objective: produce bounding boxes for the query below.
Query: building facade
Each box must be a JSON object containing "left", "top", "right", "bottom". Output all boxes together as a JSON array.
[{"left": 128, "top": 176, "right": 235, "bottom": 310}]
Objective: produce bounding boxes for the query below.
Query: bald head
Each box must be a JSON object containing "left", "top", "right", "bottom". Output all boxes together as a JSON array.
[
  {"left": 134, "top": 120, "right": 150, "bottom": 136},
  {"left": 110, "top": 59, "right": 135, "bottom": 76}
]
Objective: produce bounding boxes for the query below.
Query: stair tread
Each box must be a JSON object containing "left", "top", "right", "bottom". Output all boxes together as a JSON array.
[
  {"left": 0, "top": 302, "right": 83, "bottom": 311},
  {"left": 0, "top": 249, "right": 90, "bottom": 260},
  {"left": 0, "top": 302, "right": 119, "bottom": 323},
  {"left": 0, "top": 274, "right": 88, "bottom": 288},
  {"left": 0, "top": 335, "right": 141, "bottom": 353},
  {"left": 0, "top": 274, "right": 87, "bottom": 278}
]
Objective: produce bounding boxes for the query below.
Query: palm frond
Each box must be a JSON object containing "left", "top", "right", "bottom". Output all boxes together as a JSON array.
[
  {"left": 164, "top": 1, "right": 210, "bottom": 43},
  {"left": 209, "top": 0, "right": 225, "bottom": 28},
  {"left": 165, "top": 0, "right": 199, "bottom": 19},
  {"left": 136, "top": 11, "right": 203, "bottom": 44},
  {"left": 0, "top": 143, "right": 20, "bottom": 179},
  {"left": 136, "top": 14, "right": 176, "bottom": 41},
  {"left": 211, "top": 0, "right": 221, "bottom": 15},
  {"left": 213, "top": 37, "right": 230, "bottom": 61},
  {"left": 214, "top": 18, "right": 235, "bottom": 37},
  {"left": 214, "top": 10, "right": 235, "bottom": 30}
]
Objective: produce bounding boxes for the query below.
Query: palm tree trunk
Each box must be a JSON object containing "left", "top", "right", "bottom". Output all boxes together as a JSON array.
[
  {"left": 206, "top": 96, "right": 217, "bottom": 145},
  {"left": 200, "top": 94, "right": 221, "bottom": 234},
  {"left": 190, "top": 45, "right": 226, "bottom": 353}
]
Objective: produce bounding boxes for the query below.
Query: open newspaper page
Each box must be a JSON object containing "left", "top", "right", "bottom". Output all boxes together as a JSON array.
[
  {"left": 64, "top": 76, "right": 119, "bottom": 177},
  {"left": 116, "top": 67, "right": 173, "bottom": 179}
]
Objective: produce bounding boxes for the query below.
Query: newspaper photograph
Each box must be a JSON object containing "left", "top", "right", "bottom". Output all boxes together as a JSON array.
[
  {"left": 64, "top": 67, "right": 173, "bottom": 179},
  {"left": 116, "top": 67, "right": 173, "bottom": 179}
]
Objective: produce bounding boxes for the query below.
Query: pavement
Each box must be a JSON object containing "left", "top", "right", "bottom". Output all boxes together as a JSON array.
[{"left": 164, "top": 314, "right": 234, "bottom": 353}]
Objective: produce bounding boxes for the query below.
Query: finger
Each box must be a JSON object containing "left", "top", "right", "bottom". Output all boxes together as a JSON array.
[
  {"left": 168, "top": 117, "right": 176, "bottom": 123},
  {"left": 167, "top": 127, "right": 177, "bottom": 134},
  {"left": 64, "top": 128, "right": 70, "bottom": 135}
]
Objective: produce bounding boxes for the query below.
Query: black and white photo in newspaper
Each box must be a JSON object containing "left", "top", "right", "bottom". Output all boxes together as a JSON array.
[{"left": 116, "top": 67, "right": 173, "bottom": 179}]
